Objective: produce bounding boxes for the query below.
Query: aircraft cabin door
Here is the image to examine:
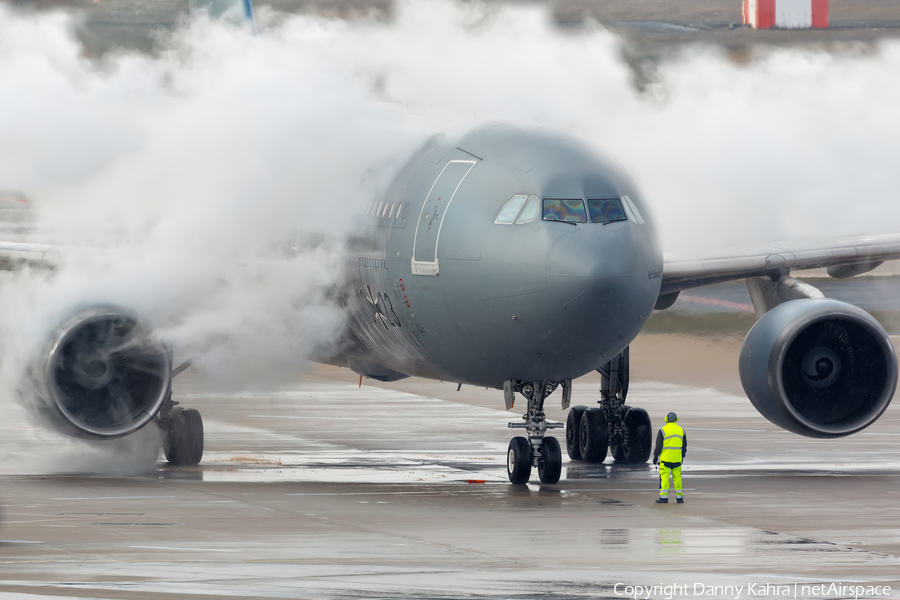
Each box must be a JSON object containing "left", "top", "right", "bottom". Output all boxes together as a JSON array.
[{"left": 411, "top": 159, "right": 476, "bottom": 276}]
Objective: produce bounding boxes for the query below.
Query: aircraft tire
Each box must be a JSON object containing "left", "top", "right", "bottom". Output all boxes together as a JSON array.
[
  {"left": 579, "top": 407, "right": 608, "bottom": 463},
  {"left": 164, "top": 407, "right": 204, "bottom": 466},
  {"left": 611, "top": 405, "right": 631, "bottom": 462},
  {"left": 507, "top": 437, "right": 532, "bottom": 484},
  {"left": 565, "top": 405, "right": 587, "bottom": 460},
  {"left": 611, "top": 438, "right": 627, "bottom": 462},
  {"left": 622, "top": 407, "right": 652, "bottom": 463},
  {"left": 538, "top": 437, "right": 562, "bottom": 484}
]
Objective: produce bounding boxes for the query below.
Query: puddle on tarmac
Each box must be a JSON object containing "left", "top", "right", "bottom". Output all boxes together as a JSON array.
[{"left": 155, "top": 452, "right": 509, "bottom": 483}]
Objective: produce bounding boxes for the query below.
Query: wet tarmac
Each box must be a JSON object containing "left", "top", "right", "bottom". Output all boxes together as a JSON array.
[{"left": 2, "top": 360, "right": 900, "bottom": 599}]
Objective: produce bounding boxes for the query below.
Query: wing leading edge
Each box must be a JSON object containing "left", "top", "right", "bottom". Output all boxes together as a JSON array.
[
  {"left": 0, "top": 241, "right": 61, "bottom": 270},
  {"left": 660, "top": 233, "right": 900, "bottom": 297}
]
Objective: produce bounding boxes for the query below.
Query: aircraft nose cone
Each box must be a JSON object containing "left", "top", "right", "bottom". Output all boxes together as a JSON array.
[
  {"left": 547, "top": 232, "right": 607, "bottom": 279},
  {"left": 547, "top": 235, "right": 602, "bottom": 277}
]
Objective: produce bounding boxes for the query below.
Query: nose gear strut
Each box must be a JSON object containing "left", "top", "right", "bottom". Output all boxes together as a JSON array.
[{"left": 506, "top": 380, "right": 565, "bottom": 484}]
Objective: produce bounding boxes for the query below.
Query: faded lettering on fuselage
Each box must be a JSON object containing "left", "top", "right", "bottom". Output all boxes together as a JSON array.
[{"left": 357, "top": 285, "right": 402, "bottom": 329}]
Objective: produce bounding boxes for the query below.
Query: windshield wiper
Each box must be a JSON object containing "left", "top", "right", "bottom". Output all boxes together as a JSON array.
[
  {"left": 602, "top": 217, "right": 628, "bottom": 226},
  {"left": 547, "top": 219, "right": 577, "bottom": 226}
]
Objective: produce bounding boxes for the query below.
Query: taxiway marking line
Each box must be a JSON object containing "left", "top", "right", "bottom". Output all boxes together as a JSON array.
[
  {"left": 0, "top": 540, "right": 42, "bottom": 544},
  {"left": 130, "top": 545, "right": 239, "bottom": 552},
  {"left": 285, "top": 491, "right": 462, "bottom": 496},
  {"left": 562, "top": 488, "right": 692, "bottom": 492},
  {"left": 53, "top": 496, "right": 174, "bottom": 500},
  {"left": 679, "top": 294, "right": 754, "bottom": 312},
  {"left": 690, "top": 427, "right": 768, "bottom": 432}
]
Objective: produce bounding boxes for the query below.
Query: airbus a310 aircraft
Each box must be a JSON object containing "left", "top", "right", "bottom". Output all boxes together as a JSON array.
[
  {"left": 6, "top": 0, "right": 900, "bottom": 484},
  {"left": 6, "top": 123, "right": 900, "bottom": 484}
]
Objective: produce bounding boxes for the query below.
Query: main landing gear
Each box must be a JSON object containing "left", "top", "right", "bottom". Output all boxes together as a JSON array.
[
  {"left": 157, "top": 358, "right": 204, "bottom": 466},
  {"left": 506, "top": 380, "right": 569, "bottom": 485},
  {"left": 566, "top": 347, "right": 653, "bottom": 465}
]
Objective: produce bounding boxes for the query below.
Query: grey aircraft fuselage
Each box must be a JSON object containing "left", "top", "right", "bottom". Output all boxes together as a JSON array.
[{"left": 333, "top": 124, "right": 662, "bottom": 389}]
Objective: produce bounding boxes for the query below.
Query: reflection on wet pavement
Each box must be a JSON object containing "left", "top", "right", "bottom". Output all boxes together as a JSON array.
[{"left": 1, "top": 366, "right": 899, "bottom": 598}]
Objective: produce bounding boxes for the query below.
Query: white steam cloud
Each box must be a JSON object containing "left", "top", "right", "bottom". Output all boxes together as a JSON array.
[
  {"left": 0, "top": 0, "right": 898, "bottom": 473},
  {"left": 333, "top": 2, "right": 900, "bottom": 251}
]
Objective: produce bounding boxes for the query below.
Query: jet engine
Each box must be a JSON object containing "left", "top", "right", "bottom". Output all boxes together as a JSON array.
[
  {"left": 739, "top": 298, "right": 897, "bottom": 438},
  {"left": 29, "top": 306, "right": 171, "bottom": 439}
]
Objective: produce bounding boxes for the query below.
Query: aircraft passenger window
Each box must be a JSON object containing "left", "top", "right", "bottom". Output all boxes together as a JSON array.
[
  {"left": 542, "top": 199, "right": 587, "bottom": 223},
  {"left": 494, "top": 195, "right": 527, "bottom": 224},
  {"left": 401, "top": 203, "right": 410, "bottom": 219},
  {"left": 587, "top": 198, "right": 628, "bottom": 224},
  {"left": 381, "top": 202, "right": 390, "bottom": 218},
  {"left": 515, "top": 195, "right": 539, "bottom": 224},
  {"left": 388, "top": 202, "right": 397, "bottom": 219}
]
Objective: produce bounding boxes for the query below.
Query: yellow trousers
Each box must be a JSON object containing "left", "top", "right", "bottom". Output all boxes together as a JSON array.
[{"left": 659, "top": 463, "right": 683, "bottom": 499}]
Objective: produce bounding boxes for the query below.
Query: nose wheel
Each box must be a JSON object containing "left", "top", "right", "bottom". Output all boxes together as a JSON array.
[
  {"left": 506, "top": 381, "right": 565, "bottom": 484},
  {"left": 507, "top": 437, "right": 532, "bottom": 484},
  {"left": 537, "top": 436, "right": 562, "bottom": 483}
]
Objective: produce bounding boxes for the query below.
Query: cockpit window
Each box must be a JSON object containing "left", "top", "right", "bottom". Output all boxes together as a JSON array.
[
  {"left": 622, "top": 194, "right": 645, "bottom": 224},
  {"left": 515, "top": 195, "right": 539, "bottom": 224},
  {"left": 587, "top": 198, "right": 628, "bottom": 224},
  {"left": 543, "top": 199, "right": 587, "bottom": 223},
  {"left": 494, "top": 195, "right": 527, "bottom": 224}
]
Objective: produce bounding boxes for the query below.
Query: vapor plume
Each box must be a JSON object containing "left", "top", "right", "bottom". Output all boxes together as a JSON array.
[{"left": 0, "top": 0, "right": 898, "bottom": 473}]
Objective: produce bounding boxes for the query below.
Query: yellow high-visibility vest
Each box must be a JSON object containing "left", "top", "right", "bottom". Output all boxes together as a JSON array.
[{"left": 659, "top": 422, "right": 685, "bottom": 463}]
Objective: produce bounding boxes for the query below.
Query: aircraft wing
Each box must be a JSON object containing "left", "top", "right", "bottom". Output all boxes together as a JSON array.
[
  {"left": 0, "top": 241, "right": 62, "bottom": 270},
  {"left": 660, "top": 233, "right": 900, "bottom": 296}
]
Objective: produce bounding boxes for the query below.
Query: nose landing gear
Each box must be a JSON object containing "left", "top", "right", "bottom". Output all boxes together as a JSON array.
[
  {"left": 506, "top": 380, "right": 566, "bottom": 484},
  {"left": 566, "top": 347, "right": 653, "bottom": 465}
]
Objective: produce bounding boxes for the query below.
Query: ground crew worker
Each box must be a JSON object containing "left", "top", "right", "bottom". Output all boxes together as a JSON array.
[{"left": 653, "top": 412, "right": 686, "bottom": 504}]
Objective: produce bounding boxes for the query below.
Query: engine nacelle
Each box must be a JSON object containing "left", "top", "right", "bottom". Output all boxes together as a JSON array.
[
  {"left": 30, "top": 306, "right": 171, "bottom": 439},
  {"left": 739, "top": 298, "right": 897, "bottom": 438}
]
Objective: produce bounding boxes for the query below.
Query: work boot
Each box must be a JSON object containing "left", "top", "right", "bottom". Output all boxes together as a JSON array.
[
  {"left": 655, "top": 498, "right": 668, "bottom": 504},
  {"left": 676, "top": 498, "right": 684, "bottom": 504}
]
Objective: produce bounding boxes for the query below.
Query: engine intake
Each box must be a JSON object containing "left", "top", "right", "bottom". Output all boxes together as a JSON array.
[
  {"left": 739, "top": 298, "right": 897, "bottom": 438},
  {"left": 33, "top": 306, "right": 171, "bottom": 439}
]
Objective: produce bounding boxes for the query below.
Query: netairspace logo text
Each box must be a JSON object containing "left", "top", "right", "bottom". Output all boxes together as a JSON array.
[{"left": 613, "top": 582, "right": 893, "bottom": 600}]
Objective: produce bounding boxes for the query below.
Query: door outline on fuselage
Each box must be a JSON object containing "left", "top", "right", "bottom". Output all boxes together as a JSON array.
[{"left": 411, "top": 159, "right": 476, "bottom": 276}]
